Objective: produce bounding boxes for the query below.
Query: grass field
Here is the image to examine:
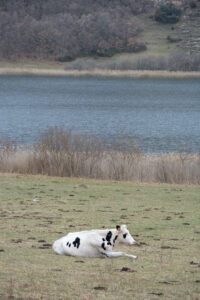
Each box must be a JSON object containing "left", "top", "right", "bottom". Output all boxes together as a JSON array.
[{"left": 0, "top": 174, "right": 200, "bottom": 299}]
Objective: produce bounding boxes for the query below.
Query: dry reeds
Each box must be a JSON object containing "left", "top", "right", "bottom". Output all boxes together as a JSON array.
[
  {"left": 1, "top": 68, "right": 200, "bottom": 79},
  {"left": 0, "top": 128, "right": 199, "bottom": 184}
]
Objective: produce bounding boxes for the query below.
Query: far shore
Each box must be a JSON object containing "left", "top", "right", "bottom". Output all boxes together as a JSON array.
[{"left": 0, "top": 67, "right": 200, "bottom": 78}]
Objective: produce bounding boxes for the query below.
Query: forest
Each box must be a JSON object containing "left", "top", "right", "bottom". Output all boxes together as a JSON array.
[{"left": 0, "top": 0, "right": 151, "bottom": 61}]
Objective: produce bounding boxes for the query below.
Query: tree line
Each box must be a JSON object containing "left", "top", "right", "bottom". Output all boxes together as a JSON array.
[{"left": 0, "top": 0, "right": 151, "bottom": 61}]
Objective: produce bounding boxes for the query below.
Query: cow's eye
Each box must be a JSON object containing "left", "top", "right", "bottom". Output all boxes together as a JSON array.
[{"left": 123, "top": 233, "right": 127, "bottom": 239}]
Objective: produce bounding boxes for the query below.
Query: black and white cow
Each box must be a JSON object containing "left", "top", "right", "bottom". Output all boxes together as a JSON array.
[{"left": 53, "top": 224, "right": 137, "bottom": 259}]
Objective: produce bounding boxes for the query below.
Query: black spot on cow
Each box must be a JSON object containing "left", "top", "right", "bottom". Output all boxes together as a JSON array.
[
  {"left": 102, "top": 238, "right": 105, "bottom": 241},
  {"left": 69, "top": 243, "right": 71, "bottom": 247},
  {"left": 73, "top": 237, "right": 80, "bottom": 249},
  {"left": 66, "top": 242, "right": 69, "bottom": 246},
  {"left": 116, "top": 225, "right": 120, "bottom": 231},
  {"left": 101, "top": 242, "right": 106, "bottom": 250},
  {"left": 113, "top": 235, "right": 118, "bottom": 244},
  {"left": 106, "top": 231, "right": 112, "bottom": 243},
  {"left": 123, "top": 233, "right": 127, "bottom": 239},
  {"left": 101, "top": 252, "right": 109, "bottom": 257}
]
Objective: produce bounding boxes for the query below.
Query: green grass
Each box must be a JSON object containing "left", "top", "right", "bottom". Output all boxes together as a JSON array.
[
  {"left": 0, "top": 59, "right": 64, "bottom": 70},
  {"left": 113, "top": 14, "right": 185, "bottom": 62},
  {"left": 0, "top": 174, "right": 200, "bottom": 299}
]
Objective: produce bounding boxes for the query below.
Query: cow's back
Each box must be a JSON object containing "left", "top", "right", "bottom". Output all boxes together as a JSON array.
[{"left": 53, "top": 230, "right": 102, "bottom": 257}]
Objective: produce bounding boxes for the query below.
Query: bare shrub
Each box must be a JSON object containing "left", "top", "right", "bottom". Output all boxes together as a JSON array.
[
  {"left": 0, "top": 138, "right": 17, "bottom": 172},
  {"left": 133, "top": 56, "right": 167, "bottom": 70},
  {"left": 155, "top": 153, "right": 200, "bottom": 184},
  {"left": 168, "top": 52, "right": 200, "bottom": 71},
  {"left": 0, "top": 128, "right": 199, "bottom": 184},
  {"left": 65, "top": 53, "right": 200, "bottom": 72}
]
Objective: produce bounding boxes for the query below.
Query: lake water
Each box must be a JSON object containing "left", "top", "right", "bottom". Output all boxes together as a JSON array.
[{"left": 0, "top": 75, "right": 199, "bottom": 153}]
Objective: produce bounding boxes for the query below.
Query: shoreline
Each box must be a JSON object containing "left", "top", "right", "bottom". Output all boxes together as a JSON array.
[{"left": 0, "top": 67, "right": 200, "bottom": 78}]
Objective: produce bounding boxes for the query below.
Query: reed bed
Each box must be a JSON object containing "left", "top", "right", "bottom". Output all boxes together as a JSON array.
[
  {"left": 0, "top": 128, "right": 199, "bottom": 184},
  {"left": 1, "top": 67, "right": 200, "bottom": 78}
]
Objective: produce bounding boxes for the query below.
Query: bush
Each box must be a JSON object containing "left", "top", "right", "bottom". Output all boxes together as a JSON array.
[
  {"left": 65, "top": 52, "right": 200, "bottom": 72},
  {"left": 0, "top": 128, "right": 200, "bottom": 184},
  {"left": 0, "top": 0, "right": 149, "bottom": 60},
  {"left": 57, "top": 56, "right": 75, "bottom": 62},
  {"left": 168, "top": 52, "right": 200, "bottom": 71},
  {"left": 190, "top": 1, "right": 197, "bottom": 8},
  {"left": 155, "top": 2, "right": 181, "bottom": 24}
]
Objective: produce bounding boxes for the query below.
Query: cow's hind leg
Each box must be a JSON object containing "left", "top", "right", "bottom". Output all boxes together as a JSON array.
[{"left": 101, "top": 251, "right": 137, "bottom": 259}]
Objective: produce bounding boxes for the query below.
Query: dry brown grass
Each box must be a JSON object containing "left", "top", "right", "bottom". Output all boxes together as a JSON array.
[
  {"left": 1, "top": 151, "right": 199, "bottom": 184},
  {"left": 1, "top": 67, "right": 200, "bottom": 78},
  {"left": 0, "top": 128, "right": 199, "bottom": 184}
]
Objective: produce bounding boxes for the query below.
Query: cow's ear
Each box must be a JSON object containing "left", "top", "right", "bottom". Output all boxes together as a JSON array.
[
  {"left": 116, "top": 225, "right": 121, "bottom": 232},
  {"left": 121, "top": 224, "right": 127, "bottom": 230}
]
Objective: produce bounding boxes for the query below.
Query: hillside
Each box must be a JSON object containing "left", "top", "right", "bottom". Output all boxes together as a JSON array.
[{"left": 0, "top": 0, "right": 200, "bottom": 66}]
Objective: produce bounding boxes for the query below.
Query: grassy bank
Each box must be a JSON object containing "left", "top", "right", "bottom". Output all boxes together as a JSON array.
[
  {"left": 1, "top": 66, "right": 200, "bottom": 78},
  {"left": 0, "top": 174, "right": 200, "bottom": 299}
]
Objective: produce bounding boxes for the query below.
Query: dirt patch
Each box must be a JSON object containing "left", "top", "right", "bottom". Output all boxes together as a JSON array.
[
  {"left": 79, "top": 184, "right": 88, "bottom": 189},
  {"left": 11, "top": 239, "right": 23, "bottom": 243},
  {"left": 190, "top": 261, "right": 199, "bottom": 265},
  {"left": 120, "top": 267, "right": 136, "bottom": 272},
  {"left": 161, "top": 246, "right": 179, "bottom": 250},
  {"left": 164, "top": 216, "right": 172, "bottom": 220},
  {"left": 93, "top": 286, "right": 106, "bottom": 291},
  {"left": 159, "top": 281, "right": 179, "bottom": 285},
  {"left": 149, "top": 292, "right": 163, "bottom": 296},
  {"left": 38, "top": 243, "right": 51, "bottom": 249}
]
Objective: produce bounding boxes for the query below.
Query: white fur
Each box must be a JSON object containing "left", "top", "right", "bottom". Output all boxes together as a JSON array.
[{"left": 53, "top": 224, "right": 137, "bottom": 259}]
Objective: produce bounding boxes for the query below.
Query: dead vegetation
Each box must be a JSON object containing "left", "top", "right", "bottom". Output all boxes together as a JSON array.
[{"left": 0, "top": 128, "right": 199, "bottom": 184}]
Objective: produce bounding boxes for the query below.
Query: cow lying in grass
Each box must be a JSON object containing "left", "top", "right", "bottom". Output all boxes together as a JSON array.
[{"left": 53, "top": 224, "right": 137, "bottom": 259}]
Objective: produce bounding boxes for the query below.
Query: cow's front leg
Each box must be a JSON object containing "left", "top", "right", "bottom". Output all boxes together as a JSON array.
[{"left": 100, "top": 250, "right": 137, "bottom": 259}]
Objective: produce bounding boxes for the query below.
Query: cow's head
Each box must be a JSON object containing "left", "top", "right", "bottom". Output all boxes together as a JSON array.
[{"left": 116, "top": 224, "right": 136, "bottom": 245}]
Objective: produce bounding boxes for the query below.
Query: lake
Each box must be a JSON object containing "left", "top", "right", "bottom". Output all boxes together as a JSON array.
[{"left": 0, "top": 75, "right": 199, "bottom": 153}]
